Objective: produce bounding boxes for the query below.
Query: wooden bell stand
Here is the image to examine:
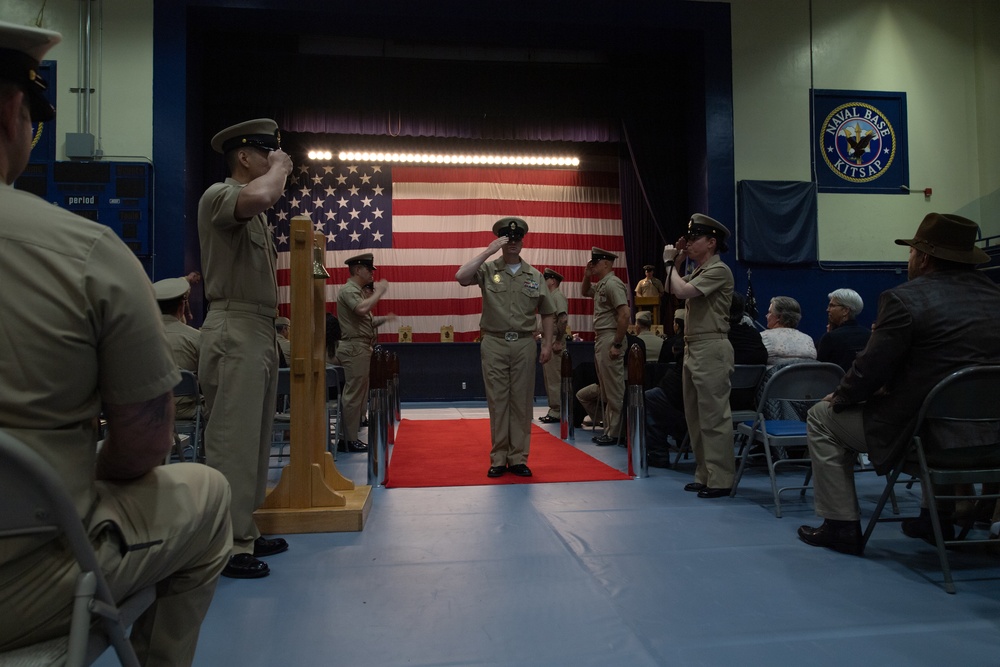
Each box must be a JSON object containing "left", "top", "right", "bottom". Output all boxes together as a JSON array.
[{"left": 255, "top": 217, "right": 372, "bottom": 533}]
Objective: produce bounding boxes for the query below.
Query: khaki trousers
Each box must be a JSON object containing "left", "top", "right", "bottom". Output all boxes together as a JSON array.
[
  {"left": 806, "top": 400, "right": 869, "bottom": 521},
  {"left": 481, "top": 335, "right": 536, "bottom": 467},
  {"left": 594, "top": 332, "right": 625, "bottom": 437},
  {"left": 199, "top": 310, "right": 279, "bottom": 554},
  {"left": 337, "top": 340, "right": 373, "bottom": 442},
  {"left": 542, "top": 351, "right": 562, "bottom": 418},
  {"left": 682, "top": 338, "right": 734, "bottom": 488},
  {"left": 0, "top": 464, "right": 232, "bottom": 667}
]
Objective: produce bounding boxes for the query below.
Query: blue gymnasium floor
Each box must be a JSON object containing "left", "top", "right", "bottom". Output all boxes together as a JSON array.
[{"left": 99, "top": 402, "right": 1000, "bottom": 666}]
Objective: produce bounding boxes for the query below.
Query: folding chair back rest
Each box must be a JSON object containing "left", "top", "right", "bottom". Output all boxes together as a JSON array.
[
  {"left": 731, "top": 364, "right": 766, "bottom": 392},
  {"left": 173, "top": 369, "right": 199, "bottom": 398},
  {"left": 757, "top": 362, "right": 844, "bottom": 404},
  {"left": 0, "top": 429, "right": 146, "bottom": 666},
  {"left": 915, "top": 365, "right": 1000, "bottom": 476}
]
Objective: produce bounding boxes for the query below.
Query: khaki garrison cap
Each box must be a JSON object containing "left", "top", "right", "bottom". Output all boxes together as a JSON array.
[
  {"left": 543, "top": 268, "right": 564, "bottom": 282},
  {"left": 275, "top": 317, "right": 290, "bottom": 328},
  {"left": 152, "top": 277, "right": 191, "bottom": 301},
  {"left": 210, "top": 118, "right": 281, "bottom": 154}
]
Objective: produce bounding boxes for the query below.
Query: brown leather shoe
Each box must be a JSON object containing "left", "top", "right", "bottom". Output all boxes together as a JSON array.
[{"left": 797, "top": 520, "right": 864, "bottom": 556}]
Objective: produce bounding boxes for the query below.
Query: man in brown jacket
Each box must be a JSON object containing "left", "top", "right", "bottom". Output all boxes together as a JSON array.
[{"left": 798, "top": 213, "right": 1000, "bottom": 555}]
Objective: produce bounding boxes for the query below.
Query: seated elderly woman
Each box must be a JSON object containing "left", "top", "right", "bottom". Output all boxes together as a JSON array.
[
  {"left": 761, "top": 296, "right": 816, "bottom": 366},
  {"left": 816, "top": 288, "right": 870, "bottom": 371}
]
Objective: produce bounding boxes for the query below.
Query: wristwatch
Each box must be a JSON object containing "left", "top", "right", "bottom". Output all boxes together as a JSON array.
[{"left": 612, "top": 341, "right": 623, "bottom": 349}]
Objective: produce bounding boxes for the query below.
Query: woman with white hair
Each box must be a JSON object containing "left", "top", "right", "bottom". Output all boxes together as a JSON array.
[
  {"left": 816, "top": 288, "right": 870, "bottom": 371},
  {"left": 761, "top": 295, "right": 816, "bottom": 366}
]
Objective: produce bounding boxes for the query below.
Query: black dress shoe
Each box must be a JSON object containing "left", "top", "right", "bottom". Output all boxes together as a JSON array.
[
  {"left": 253, "top": 536, "right": 289, "bottom": 557},
  {"left": 538, "top": 415, "right": 559, "bottom": 424},
  {"left": 222, "top": 553, "right": 270, "bottom": 579},
  {"left": 797, "top": 520, "right": 864, "bottom": 556},
  {"left": 593, "top": 435, "right": 618, "bottom": 446},
  {"left": 684, "top": 482, "right": 707, "bottom": 492},
  {"left": 902, "top": 508, "right": 955, "bottom": 544},
  {"left": 508, "top": 463, "right": 533, "bottom": 477},
  {"left": 697, "top": 486, "right": 732, "bottom": 499},
  {"left": 487, "top": 465, "right": 507, "bottom": 478},
  {"left": 337, "top": 439, "right": 368, "bottom": 453}
]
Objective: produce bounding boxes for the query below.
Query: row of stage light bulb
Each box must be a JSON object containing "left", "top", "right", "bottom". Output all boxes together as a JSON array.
[{"left": 305, "top": 150, "right": 580, "bottom": 167}]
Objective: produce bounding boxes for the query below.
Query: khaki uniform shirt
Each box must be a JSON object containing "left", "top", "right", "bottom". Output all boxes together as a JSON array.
[
  {"left": 476, "top": 258, "right": 555, "bottom": 333},
  {"left": 162, "top": 316, "right": 200, "bottom": 371},
  {"left": 337, "top": 279, "right": 376, "bottom": 346},
  {"left": 0, "top": 183, "right": 178, "bottom": 561},
  {"left": 198, "top": 178, "right": 278, "bottom": 307},
  {"left": 683, "top": 254, "right": 733, "bottom": 337},
  {"left": 592, "top": 272, "right": 629, "bottom": 332},
  {"left": 162, "top": 316, "right": 201, "bottom": 418},
  {"left": 547, "top": 286, "right": 570, "bottom": 338}
]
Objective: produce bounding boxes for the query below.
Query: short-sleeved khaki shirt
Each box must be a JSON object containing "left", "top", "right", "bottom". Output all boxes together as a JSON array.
[
  {"left": 0, "top": 183, "right": 179, "bottom": 529},
  {"left": 549, "top": 287, "right": 569, "bottom": 319},
  {"left": 592, "top": 272, "right": 629, "bottom": 331},
  {"left": 475, "top": 258, "right": 555, "bottom": 333},
  {"left": 198, "top": 178, "right": 278, "bottom": 308},
  {"left": 337, "top": 278, "right": 376, "bottom": 345},
  {"left": 162, "top": 315, "right": 200, "bottom": 371},
  {"left": 684, "top": 254, "right": 733, "bottom": 337}
]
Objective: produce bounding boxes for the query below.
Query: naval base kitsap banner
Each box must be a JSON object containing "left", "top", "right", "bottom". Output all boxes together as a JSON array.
[{"left": 811, "top": 89, "right": 909, "bottom": 195}]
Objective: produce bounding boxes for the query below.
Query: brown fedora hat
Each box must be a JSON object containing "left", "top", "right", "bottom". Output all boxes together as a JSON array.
[{"left": 894, "top": 213, "right": 989, "bottom": 264}]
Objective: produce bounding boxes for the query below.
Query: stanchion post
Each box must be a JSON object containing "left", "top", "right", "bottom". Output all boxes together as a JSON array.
[
  {"left": 559, "top": 349, "right": 573, "bottom": 440},
  {"left": 367, "top": 346, "right": 387, "bottom": 486},
  {"left": 392, "top": 351, "right": 401, "bottom": 423},
  {"left": 386, "top": 350, "right": 397, "bottom": 445},
  {"left": 626, "top": 343, "right": 647, "bottom": 479}
]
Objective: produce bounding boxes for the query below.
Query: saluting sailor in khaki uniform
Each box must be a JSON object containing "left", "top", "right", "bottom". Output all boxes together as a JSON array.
[
  {"left": 198, "top": 118, "right": 293, "bottom": 579},
  {"left": 664, "top": 214, "right": 734, "bottom": 498},
  {"left": 457, "top": 217, "right": 555, "bottom": 478},
  {"left": 0, "top": 21, "right": 231, "bottom": 664},
  {"left": 581, "top": 247, "right": 630, "bottom": 446},
  {"left": 538, "top": 268, "right": 569, "bottom": 424},
  {"left": 335, "top": 253, "right": 395, "bottom": 452}
]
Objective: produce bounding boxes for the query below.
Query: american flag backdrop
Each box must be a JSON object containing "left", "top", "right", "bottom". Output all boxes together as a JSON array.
[{"left": 267, "top": 163, "right": 627, "bottom": 342}]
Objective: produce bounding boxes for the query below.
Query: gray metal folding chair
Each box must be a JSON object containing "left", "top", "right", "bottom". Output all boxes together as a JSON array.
[
  {"left": 172, "top": 369, "right": 204, "bottom": 462},
  {"left": 730, "top": 362, "right": 844, "bottom": 517},
  {"left": 0, "top": 430, "right": 154, "bottom": 667},
  {"left": 672, "top": 363, "right": 767, "bottom": 467},
  {"left": 860, "top": 365, "right": 1000, "bottom": 594}
]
